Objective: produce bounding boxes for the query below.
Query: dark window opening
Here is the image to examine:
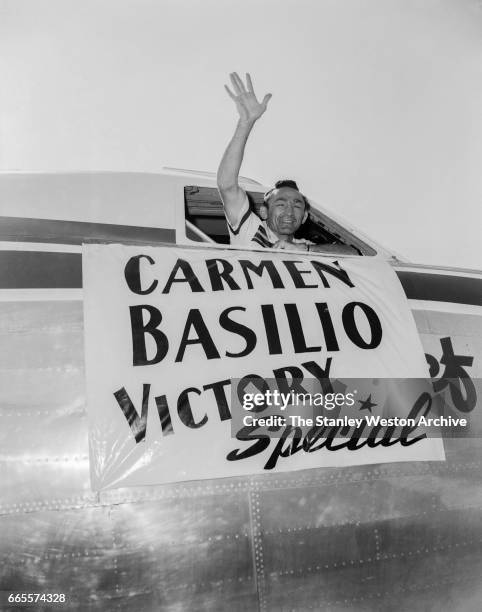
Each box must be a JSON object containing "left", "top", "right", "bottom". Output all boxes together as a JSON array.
[{"left": 184, "top": 186, "right": 375, "bottom": 255}]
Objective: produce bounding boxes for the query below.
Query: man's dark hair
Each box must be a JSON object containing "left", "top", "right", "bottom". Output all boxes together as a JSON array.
[{"left": 263, "top": 179, "right": 310, "bottom": 213}]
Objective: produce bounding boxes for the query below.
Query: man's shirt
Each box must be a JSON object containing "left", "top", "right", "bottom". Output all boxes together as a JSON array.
[{"left": 226, "top": 196, "right": 311, "bottom": 249}]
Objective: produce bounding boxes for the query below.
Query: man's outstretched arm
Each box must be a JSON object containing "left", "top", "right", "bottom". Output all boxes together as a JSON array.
[{"left": 217, "top": 72, "right": 271, "bottom": 228}]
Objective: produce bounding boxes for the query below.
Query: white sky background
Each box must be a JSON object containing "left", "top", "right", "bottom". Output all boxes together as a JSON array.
[{"left": 1, "top": 0, "right": 481, "bottom": 268}]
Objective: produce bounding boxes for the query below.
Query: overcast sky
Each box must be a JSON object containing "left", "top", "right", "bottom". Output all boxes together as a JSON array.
[{"left": 1, "top": 0, "right": 481, "bottom": 268}]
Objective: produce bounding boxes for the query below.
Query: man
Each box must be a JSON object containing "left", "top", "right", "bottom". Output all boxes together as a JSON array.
[{"left": 217, "top": 72, "right": 356, "bottom": 254}]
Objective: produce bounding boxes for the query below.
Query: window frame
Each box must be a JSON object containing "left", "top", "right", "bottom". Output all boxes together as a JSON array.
[{"left": 177, "top": 183, "right": 378, "bottom": 257}]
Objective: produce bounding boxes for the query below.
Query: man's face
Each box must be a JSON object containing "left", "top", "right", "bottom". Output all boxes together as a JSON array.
[{"left": 263, "top": 187, "right": 308, "bottom": 238}]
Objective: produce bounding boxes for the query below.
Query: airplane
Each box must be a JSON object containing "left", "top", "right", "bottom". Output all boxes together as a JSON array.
[{"left": 0, "top": 169, "right": 481, "bottom": 611}]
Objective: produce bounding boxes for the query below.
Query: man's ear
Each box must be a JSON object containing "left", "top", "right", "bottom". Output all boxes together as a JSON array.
[
  {"left": 302, "top": 210, "right": 309, "bottom": 224},
  {"left": 258, "top": 204, "right": 268, "bottom": 220}
]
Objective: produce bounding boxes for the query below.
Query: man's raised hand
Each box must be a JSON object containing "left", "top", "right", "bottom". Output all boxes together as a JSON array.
[{"left": 225, "top": 72, "right": 272, "bottom": 125}]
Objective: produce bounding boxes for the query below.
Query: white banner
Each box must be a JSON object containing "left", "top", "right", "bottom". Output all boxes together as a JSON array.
[{"left": 82, "top": 244, "right": 444, "bottom": 490}]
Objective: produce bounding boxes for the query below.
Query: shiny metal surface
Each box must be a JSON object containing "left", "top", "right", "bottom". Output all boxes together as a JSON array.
[{"left": 1, "top": 299, "right": 482, "bottom": 611}]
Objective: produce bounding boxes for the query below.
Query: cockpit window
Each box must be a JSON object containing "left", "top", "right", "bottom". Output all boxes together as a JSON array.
[{"left": 184, "top": 185, "right": 376, "bottom": 255}]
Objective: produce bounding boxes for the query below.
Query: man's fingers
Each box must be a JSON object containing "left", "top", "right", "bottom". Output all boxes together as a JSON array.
[
  {"left": 227, "top": 72, "right": 269, "bottom": 105},
  {"left": 231, "top": 72, "right": 247, "bottom": 94},
  {"left": 229, "top": 73, "right": 243, "bottom": 95},
  {"left": 224, "top": 84, "right": 236, "bottom": 99},
  {"left": 262, "top": 93, "right": 272, "bottom": 107}
]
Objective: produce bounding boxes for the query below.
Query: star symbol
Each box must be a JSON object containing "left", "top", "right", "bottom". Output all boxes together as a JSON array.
[{"left": 358, "top": 394, "right": 377, "bottom": 413}]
